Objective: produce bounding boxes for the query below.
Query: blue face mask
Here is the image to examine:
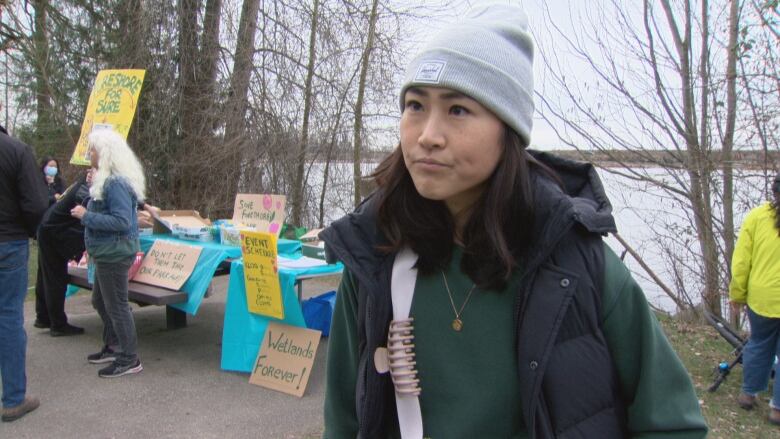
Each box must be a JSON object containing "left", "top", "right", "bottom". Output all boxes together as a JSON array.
[{"left": 44, "top": 166, "right": 58, "bottom": 177}]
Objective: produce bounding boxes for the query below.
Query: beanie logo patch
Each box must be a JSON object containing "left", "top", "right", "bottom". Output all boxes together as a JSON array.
[{"left": 414, "top": 61, "right": 446, "bottom": 84}]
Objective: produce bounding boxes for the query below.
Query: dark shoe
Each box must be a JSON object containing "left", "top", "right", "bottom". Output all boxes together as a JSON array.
[
  {"left": 98, "top": 359, "right": 143, "bottom": 378},
  {"left": 87, "top": 346, "right": 117, "bottom": 364},
  {"left": 737, "top": 392, "right": 757, "bottom": 410},
  {"left": 770, "top": 409, "right": 780, "bottom": 426},
  {"left": 33, "top": 320, "right": 50, "bottom": 329},
  {"left": 50, "top": 324, "right": 84, "bottom": 337},
  {"left": 1, "top": 396, "right": 40, "bottom": 422}
]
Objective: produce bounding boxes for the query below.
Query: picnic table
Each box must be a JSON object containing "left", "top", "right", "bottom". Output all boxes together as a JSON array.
[
  {"left": 67, "top": 234, "right": 303, "bottom": 329},
  {"left": 68, "top": 232, "right": 343, "bottom": 370}
]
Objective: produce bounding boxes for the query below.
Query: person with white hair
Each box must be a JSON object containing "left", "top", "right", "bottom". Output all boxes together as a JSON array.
[{"left": 71, "top": 129, "right": 145, "bottom": 378}]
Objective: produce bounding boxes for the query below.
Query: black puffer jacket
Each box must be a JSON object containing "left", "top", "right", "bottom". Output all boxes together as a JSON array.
[
  {"left": 321, "top": 151, "right": 624, "bottom": 439},
  {"left": 38, "top": 174, "right": 91, "bottom": 260}
]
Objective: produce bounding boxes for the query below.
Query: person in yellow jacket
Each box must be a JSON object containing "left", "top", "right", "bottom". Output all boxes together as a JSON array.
[{"left": 730, "top": 172, "right": 780, "bottom": 425}]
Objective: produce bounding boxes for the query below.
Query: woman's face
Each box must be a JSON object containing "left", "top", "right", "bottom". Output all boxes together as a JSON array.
[
  {"left": 45, "top": 160, "right": 57, "bottom": 169},
  {"left": 88, "top": 147, "right": 99, "bottom": 169},
  {"left": 400, "top": 86, "right": 505, "bottom": 215}
]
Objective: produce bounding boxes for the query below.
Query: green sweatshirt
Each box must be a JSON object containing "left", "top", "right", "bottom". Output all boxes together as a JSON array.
[{"left": 323, "top": 244, "right": 708, "bottom": 438}]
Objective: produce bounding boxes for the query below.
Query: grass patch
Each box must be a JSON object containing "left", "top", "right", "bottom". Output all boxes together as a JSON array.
[{"left": 660, "top": 315, "right": 778, "bottom": 438}]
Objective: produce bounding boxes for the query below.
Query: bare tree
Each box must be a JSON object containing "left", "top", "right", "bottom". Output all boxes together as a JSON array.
[
  {"left": 721, "top": 0, "right": 739, "bottom": 323},
  {"left": 1, "top": 0, "right": 431, "bottom": 230},
  {"left": 290, "top": 0, "right": 320, "bottom": 227},
  {"left": 31, "top": 0, "right": 55, "bottom": 153},
  {"left": 223, "top": 0, "right": 260, "bottom": 217},
  {"left": 533, "top": 0, "right": 778, "bottom": 316},
  {"left": 351, "top": 0, "right": 379, "bottom": 208}
]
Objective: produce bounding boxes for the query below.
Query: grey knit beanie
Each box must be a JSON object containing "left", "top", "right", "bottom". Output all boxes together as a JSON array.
[{"left": 399, "top": 4, "right": 535, "bottom": 145}]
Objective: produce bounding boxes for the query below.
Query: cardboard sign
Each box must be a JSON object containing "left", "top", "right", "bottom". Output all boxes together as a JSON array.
[
  {"left": 233, "top": 194, "right": 286, "bottom": 236},
  {"left": 249, "top": 322, "right": 321, "bottom": 397},
  {"left": 133, "top": 240, "right": 202, "bottom": 290},
  {"left": 70, "top": 69, "right": 146, "bottom": 165},
  {"left": 241, "top": 230, "right": 284, "bottom": 319}
]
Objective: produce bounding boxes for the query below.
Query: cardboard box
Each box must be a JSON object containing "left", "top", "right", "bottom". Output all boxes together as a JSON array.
[
  {"left": 152, "top": 210, "right": 211, "bottom": 234},
  {"left": 173, "top": 226, "right": 213, "bottom": 242},
  {"left": 299, "top": 228, "right": 324, "bottom": 243},
  {"left": 301, "top": 241, "right": 326, "bottom": 260}
]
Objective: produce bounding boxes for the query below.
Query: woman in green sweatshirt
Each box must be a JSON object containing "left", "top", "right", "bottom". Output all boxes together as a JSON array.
[{"left": 320, "top": 4, "right": 708, "bottom": 438}]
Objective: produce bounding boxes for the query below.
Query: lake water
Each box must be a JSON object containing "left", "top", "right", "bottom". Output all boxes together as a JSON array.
[
  {"left": 600, "top": 167, "right": 770, "bottom": 312},
  {"left": 305, "top": 161, "right": 771, "bottom": 313}
]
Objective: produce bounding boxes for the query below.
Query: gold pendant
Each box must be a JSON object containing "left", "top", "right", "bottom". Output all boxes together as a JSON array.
[{"left": 452, "top": 318, "right": 463, "bottom": 331}]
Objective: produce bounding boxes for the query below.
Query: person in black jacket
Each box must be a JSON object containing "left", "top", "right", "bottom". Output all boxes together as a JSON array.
[
  {"left": 33, "top": 166, "right": 158, "bottom": 337},
  {"left": 0, "top": 124, "right": 48, "bottom": 422},
  {"left": 40, "top": 156, "right": 65, "bottom": 205},
  {"left": 33, "top": 169, "right": 93, "bottom": 336}
]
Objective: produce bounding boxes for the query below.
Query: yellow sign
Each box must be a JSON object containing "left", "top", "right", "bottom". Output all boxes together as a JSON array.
[
  {"left": 249, "top": 322, "right": 321, "bottom": 397},
  {"left": 70, "top": 69, "right": 146, "bottom": 165},
  {"left": 241, "top": 230, "right": 284, "bottom": 319}
]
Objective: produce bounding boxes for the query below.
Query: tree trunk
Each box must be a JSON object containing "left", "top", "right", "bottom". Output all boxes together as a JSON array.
[
  {"left": 32, "top": 0, "right": 54, "bottom": 155},
  {"left": 658, "top": 0, "right": 721, "bottom": 315},
  {"left": 116, "top": 0, "right": 147, "bottom": 151},
  {"left": 291, "top": 0, "right": 319, "bottom": 227},
  {"left": 116, "top": 0, "right": 146, "bottom": 69},
  {"left": 723, "top": 0, "right": 739, "bottom": 323},
  {"left": 176, "top": 0, "right": 201, "bottom": 209},
  {"left": 176, "top": 0, "right": 221, "bottom": 214},
  {"left": 695, "top": 0, "right": 722, "bottom": 317},
  {"left": 223, "top": 0, "right": 260, "bottom": 217},
  {"left": 352, "top": 0, "right": 379, "bottom": 208},
  {"left": 199, "top": 0, "right": 222, "bottom": 99}
]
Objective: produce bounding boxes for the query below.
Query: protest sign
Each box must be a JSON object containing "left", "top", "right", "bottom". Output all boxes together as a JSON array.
[
  {"left": 70, "top": 69, "right": 146, "bottom": 165},
  {"left": 249, "top": 322, "right": 321, "bottom": 397},
  {"left": 233, "top": 194, "right": 286, "bottom": 236},
  {"left": 241, "top": 230, "right": 284, "bottom": 319},
  {"left": 133, "top": 240, "right": 202, "bottom": 290}
]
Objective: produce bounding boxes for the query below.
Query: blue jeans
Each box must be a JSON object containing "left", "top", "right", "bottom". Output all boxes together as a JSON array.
[
  {"left": 742, "top": 307, "right": 780, "bottom": 407},
  {"left": 91, "top": 257, "right": 138, "bottom": 366},
  {"left": 0, "top": 240, "right": 29, "bottom": 408}
]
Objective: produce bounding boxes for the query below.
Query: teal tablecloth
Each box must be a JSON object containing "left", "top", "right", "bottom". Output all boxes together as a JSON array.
[
  {"left": 67, "top": 234, "right": 302, "bottom": 317},
  {"left": 220, "top": 257, "right": 343, "bottom": 373},
  {"left": 138, "top": 234, "right": 242, "bottom": 315}
]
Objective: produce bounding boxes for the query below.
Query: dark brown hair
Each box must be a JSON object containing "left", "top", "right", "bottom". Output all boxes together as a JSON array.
[{"left": 371, "top": 126, "right": 555, "bottom": 290}]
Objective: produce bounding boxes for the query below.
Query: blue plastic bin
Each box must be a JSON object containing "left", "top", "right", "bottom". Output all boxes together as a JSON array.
[{"left": 301, "top": 290, "right": 337, "bottom": 336}]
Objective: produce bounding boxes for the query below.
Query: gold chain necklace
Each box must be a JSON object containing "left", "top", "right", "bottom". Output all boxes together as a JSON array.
[{"left": 440, "top": 271, "right": 476, "bottom": 332}]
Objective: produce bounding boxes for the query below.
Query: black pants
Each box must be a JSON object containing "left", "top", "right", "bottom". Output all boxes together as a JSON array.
[{"left": 34, "top": 228, "right": 84, "bottom": 329}]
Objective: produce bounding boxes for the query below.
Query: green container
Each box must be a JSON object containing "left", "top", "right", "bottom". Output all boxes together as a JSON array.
[{"left": 301, "top": 242, "right": 326, "bottom": 260}]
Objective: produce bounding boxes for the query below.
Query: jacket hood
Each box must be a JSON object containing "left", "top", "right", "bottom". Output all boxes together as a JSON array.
[
  {"left": 320, "top": 195, "right": 389, "bottom": 293},
  {"left": 522, "top": 150, "right": 616, "bottom": 274},
  {"left": 321, "top": 150, "right": 616, "bottom": 278},
  {"left": 528, "top": 150, "right": 615, "bottom": 233}
]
